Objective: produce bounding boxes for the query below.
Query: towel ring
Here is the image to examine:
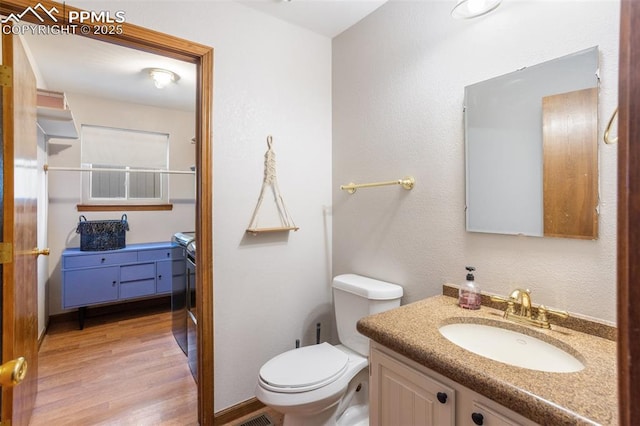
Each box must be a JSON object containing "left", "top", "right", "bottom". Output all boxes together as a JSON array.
[{"left": 604, "top": 108, "right": 618, "bottom": 145}]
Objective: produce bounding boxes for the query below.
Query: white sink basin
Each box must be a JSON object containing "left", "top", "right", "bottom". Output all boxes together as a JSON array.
[{"left": 439, "top": 322, "right": 584, "bottom": 373}]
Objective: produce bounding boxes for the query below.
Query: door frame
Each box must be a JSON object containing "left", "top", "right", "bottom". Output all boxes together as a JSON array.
[
  {"left": 0, "top": 1, "right": 214, "bottom": 424},
  {"left": 617, "top": 0, "right": 639, "bottom": 424}
]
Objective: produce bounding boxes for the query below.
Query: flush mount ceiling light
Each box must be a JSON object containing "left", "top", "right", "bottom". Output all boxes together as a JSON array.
[
  {"left": 451, "top": 0, "right": 502, "bottom": 19},
  {"left": 148, "top": 68, "right": 179, "bottom": 89}
]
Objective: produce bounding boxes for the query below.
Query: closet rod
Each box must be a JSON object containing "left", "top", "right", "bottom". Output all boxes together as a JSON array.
[
  {"left": 43, "top": 165, "right": 195, "bottom": 175},
  {"left": 340, "top": 176, "right": 415, "bottom": 194}
]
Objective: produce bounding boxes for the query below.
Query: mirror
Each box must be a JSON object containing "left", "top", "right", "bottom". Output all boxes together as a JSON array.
[{"left": 464, "top": 46, "right": 599, "bottom": 239}]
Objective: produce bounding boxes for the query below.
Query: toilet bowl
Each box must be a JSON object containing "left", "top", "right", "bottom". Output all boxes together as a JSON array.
[
  {"left": 255, "top": 344, "right": 368, "bottom": 426},
  {"left": 255, "top": 274, "right": 403, "bottom": 426}
]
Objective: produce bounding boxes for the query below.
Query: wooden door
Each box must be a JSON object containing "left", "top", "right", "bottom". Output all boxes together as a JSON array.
[
  {"left": 542, "top": 87, "right": 598, "bottom": 239},
  {"left": 1, "top": 31, "right": 39, "bottom": 426}
]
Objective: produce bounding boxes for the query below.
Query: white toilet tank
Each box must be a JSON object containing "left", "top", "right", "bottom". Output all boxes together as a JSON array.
[{"left": 332, "top": 274, "right": 403, "bottom": 356}]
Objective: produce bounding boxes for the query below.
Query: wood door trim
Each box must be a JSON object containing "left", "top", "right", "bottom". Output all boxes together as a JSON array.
[
  {"left": 0, "top": 2, "right": 215, "bottom": 425},
  {"left": 617, "top": 1, "right": 638, "bottom": 425}
]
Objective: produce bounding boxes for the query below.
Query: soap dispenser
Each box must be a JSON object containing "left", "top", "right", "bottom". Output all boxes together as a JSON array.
[{"left": 458, "top": 266, "right": 481, "bottom": 310}]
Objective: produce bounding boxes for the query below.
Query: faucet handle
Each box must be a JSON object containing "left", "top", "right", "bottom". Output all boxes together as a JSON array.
[
  {"left": 537, "top": 305, "right": 569, "bottom": 326},
  {"left": 489, "top": 294, "right": 510, "bottom": 303},
  {"left": 489, "top": 294, "right": 516, "bottom": 316}
]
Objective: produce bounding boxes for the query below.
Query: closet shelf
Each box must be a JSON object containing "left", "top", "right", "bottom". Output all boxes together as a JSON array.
[{"left": 37, "top": 106, "right": 78, "bottom": 139}]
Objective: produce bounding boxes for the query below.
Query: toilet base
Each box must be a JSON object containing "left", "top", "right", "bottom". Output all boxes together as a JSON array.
[{"left": 336, "top": 404, "right": 368, "bottom": 426}]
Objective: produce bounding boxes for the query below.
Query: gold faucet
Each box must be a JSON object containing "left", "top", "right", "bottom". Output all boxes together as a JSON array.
[
  {"left": 508, "top": 288, "right": 532, "bottom": 318},
  {"left": 490, "top": 288, "right": 569, "bottom": 329}
]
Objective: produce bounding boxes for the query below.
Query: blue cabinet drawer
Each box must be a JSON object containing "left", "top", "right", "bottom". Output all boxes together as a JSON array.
[
  {"left": 63, "top": 267, "right": 119, "bottom": 308},
  {"left": 120, "top": 263, "right": 155, "bottom": 282},
  {"left": 64, "top": 252, "right": 137, "bottom": 269},
  {"left": 138, "top": 248, "right": 174, "bottom": 262},
  {"left": 156, "top": 260, "right": 172, "bottom": 293},
  {"left": 120, "top": 279, "right": 156, "bottom": 299}
]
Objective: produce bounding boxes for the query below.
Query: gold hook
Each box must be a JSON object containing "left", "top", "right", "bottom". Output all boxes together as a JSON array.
[{"left": 604, "top": 107, "right": 618, "bottom": 145}]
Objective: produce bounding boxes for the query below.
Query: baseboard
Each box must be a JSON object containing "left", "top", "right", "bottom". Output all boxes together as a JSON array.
[
  {"left": 214, "top": 398, "right": 265, "bottom": 425},
  {"left": 37, "top": 319, "right": 49, "bottom": 351},
  {"left": 47, "top": 296, "right": 171, "bottom": 326}
]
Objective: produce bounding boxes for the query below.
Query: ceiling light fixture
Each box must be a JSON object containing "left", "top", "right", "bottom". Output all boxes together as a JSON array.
[
  {"left": 451, "top": 0, "right": 502, "bottom": 19},
  {"left": 149, "top": 68, "right": 179, "bottom": 89}
]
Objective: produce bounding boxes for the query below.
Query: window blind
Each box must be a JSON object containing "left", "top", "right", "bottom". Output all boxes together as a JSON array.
[{"left": 81, "top": 125, "right": 169, "bottom": 169}]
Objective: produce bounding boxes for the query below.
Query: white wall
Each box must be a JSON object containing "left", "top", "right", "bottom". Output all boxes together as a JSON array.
[
  {"left": 37, "top": 126, "right": 48, "bottom": 338},
  {"left": 67, "top": 0, "right": 333, "bottom": 412},
  {"left": 47, "top": 92, "right": 196, "bottom": 316},
  {"left": 333, "top": 1, "right": 619, "bottom": 323},
  {"left": 24, "top": 35, "right": 51, "bottom": 339}
]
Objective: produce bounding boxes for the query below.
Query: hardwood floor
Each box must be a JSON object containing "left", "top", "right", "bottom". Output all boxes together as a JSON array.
[{"left": 30, "top": 305, "right": 198, "bottom": 425}]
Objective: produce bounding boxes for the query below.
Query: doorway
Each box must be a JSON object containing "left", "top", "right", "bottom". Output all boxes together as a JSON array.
[{"left": 0, "top": 1, "right": 214, "bottom": 424}]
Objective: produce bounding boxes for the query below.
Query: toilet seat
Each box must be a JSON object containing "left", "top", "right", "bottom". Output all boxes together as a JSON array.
[{"left": 259, "top": 343, "right": 349, "bottom": 393}]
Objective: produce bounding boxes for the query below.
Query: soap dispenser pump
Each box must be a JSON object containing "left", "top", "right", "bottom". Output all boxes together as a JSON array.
[{"left": 458, "top": 266, "right": 481, "bottom": 310}]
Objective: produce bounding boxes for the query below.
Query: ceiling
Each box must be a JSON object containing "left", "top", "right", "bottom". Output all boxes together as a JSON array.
[
  {"left": 238, "top": 0, "right": 387, "bottom": 38},
  {"left": 24, "top": 1, "right": 386, "bottom": 112},
  {"left": 24, "top": 32, "right": 197, "bottom": 112}
]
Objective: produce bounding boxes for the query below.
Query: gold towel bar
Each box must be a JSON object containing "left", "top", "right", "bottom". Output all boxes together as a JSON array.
[
  {"left": 340, "top": 176, "right": 415, "bottom": 194},
  {"left": 604, "top": 107, "right": 618, "bottom": 145}
]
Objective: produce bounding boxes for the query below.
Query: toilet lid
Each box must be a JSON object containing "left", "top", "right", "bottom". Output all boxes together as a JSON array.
[{"left": 259, "top": 343, "right": 349, "bottom": 392}]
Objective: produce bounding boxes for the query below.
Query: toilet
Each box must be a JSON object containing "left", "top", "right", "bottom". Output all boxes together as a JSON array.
[{"left": 255, "top": 274, "right": 403, "bottom": 426}]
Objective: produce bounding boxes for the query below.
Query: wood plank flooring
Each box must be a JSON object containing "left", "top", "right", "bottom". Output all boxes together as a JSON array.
[
  {"left": 29, "top": 305, "right": 286, "bottom": 426},
  {"left": 30, "top": 305, "right": 198, "bottom": 425}
]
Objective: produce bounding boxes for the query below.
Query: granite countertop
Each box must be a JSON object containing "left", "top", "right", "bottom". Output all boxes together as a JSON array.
[{"left": 357, "top": 294, "right": 617, "bottom": 425}]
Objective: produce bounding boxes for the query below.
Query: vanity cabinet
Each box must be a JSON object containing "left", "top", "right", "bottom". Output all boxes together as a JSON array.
[
  {"left": 371, "top": 344, "right": 455, "bottom": 425},
  {"left": 62, "top": 242, "right": 183, "bottom": 329},
  {"left": 370, "top": 343, "right": 538, "bottom": 426}
]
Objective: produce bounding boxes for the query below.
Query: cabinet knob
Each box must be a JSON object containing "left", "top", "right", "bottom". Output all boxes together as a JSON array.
[
  {"left": 158, "top": 275, "right": 162, "bottom": 280},
  {"left": 101, "top": 258, "right": 106, "bottom": 263},
  {"left": 436, "top": 392, "right": 447, "bottom": 404},
  {"left": 112, "top": 281, "right": 117, "bottom": 286},
  {"left": 471, "top": 412, "right": 484, "bottom": 425}
]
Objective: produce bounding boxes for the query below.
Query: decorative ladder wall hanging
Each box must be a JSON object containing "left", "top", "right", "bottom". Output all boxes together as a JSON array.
[{"left": 246, "top": 135, "right": 299, "bottom": 235}]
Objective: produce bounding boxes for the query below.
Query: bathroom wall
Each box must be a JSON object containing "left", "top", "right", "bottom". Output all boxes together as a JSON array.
[
  {"left": 333, "top": 1, "right": 619, "bottom": 323},
  {"left": 47, "top": 91, "right": 196, "bottom": 316},
  {"left": 67, "top": 0, "right": 333, "bottom": 412}
]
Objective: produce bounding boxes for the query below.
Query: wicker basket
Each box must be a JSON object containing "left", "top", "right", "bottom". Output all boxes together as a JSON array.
[{"left": 76, "top": 214, "right": 129, "bottom": 251}]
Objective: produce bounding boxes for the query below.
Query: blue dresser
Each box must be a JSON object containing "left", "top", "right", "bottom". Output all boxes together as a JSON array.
[{"left": 62, "top": 242, "right": 185, "bottom": 329}]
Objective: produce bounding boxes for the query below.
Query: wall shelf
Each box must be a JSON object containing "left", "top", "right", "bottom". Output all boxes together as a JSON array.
[
  {"left": 246, "top": 226, "right": 299, "bottom": 236},
  {"left": 246, "top": 136, "right": 298, "bottom": 235}
]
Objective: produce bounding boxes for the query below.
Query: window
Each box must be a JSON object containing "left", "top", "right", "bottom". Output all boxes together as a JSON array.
[{"left": 81, "top": 125, "right": 170, "bottom": 206}]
